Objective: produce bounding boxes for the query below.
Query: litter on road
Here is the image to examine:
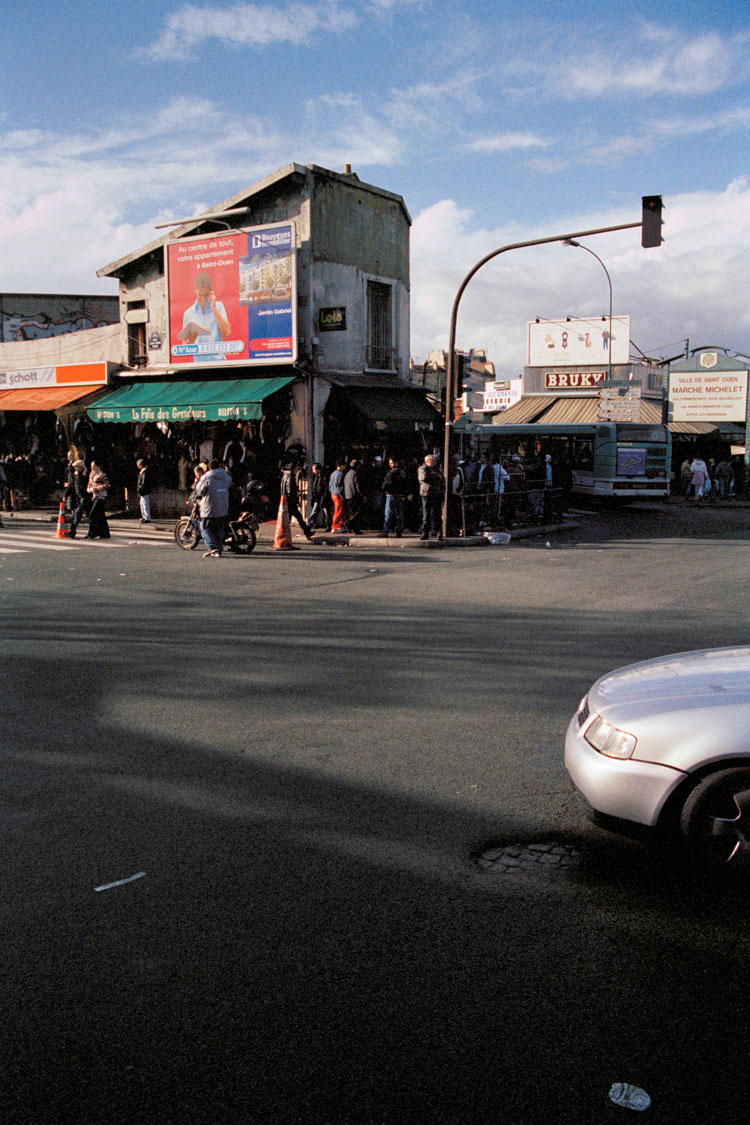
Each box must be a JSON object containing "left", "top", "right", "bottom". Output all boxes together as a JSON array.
[
  {"left": 608, "top": 1082, "right": 651, "bottom": 1111},
  {"left": 94, "top": 872, "right": 146, "bottom": 893}
]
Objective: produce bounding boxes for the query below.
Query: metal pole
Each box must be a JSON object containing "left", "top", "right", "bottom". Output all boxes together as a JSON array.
[
  {"left": 441, "top": 219, "right": 641, "bottom": 536},
  {"left": 562, "top": 240, "right": 613, "bottom": 385}
]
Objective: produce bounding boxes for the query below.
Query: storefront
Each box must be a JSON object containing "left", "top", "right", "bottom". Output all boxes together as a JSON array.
[
  {"left": 80, "top": 372, "right": 301, "bottom": 513},
  {"left": 0, "top": 359, "right": 112, "bottom": 508},
  {"left": 321, "top": 378, "right": 442, "bottom": 463}
]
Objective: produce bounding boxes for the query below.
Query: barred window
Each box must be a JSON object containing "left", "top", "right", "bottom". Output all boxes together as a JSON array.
[{"left": 366, "top": 281, "right": 393, "bottom": 370}]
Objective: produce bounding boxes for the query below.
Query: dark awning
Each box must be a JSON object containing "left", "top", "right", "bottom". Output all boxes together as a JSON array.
[
  {"left": 86, "top": 377, "right": 295, "bottom": 423},
  {"left": 339, "top": 386, "right": 441, "bottom": 433}
]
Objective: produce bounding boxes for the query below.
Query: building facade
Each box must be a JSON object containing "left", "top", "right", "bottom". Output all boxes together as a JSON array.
[{"left": 94, "top": 163, "right": 437, "bottom": 469}]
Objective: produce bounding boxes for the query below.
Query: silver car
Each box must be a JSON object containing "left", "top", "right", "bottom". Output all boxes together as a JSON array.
[{"left": 565, "top": 646, "right": 750, "bottom": 867}]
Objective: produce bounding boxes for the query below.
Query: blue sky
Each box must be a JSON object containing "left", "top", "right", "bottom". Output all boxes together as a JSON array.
[{"left": 2, "top": 0, "right": 750, "bottom": 373}]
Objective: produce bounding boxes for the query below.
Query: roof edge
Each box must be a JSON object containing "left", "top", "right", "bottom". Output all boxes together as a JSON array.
[{"left": 97, "top": 162, "right": 410, "bottom": 279}]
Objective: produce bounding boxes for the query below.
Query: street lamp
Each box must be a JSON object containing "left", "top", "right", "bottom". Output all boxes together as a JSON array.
[
  {"left": 562, "top": 239, "right": 614, "bottom": 385},
  {"left": 439, "top": 216, "right": 643, "bottom": 536},
  {"left": 154, "top": 206, "right": 253, "bottom": 232}
]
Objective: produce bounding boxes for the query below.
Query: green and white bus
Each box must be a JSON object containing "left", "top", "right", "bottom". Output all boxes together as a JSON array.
[{"left": 475, "top": 421, "right": 672, "bottom": 499}]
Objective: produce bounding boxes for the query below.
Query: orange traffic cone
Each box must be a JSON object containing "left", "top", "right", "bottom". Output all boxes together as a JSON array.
[
  {"left": 273, "top": 495, "right": 294, "bottom": 549},
  {"left": 52, "top": 501, "right": 68, "bottom": 539}
]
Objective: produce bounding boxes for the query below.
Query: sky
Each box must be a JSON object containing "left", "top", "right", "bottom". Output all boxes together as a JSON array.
[{"left": 2, "top": 0, "right": 750, "bottom": 375}]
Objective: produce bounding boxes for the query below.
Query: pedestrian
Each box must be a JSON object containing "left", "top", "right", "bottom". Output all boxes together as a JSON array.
[
  {"left": 136, "top": 458, "right": 156, "bottom": 523},
  {"left": 85, "top": 461, "right": 111, "bottom": 539},
  {"left": 690, "top": 455, "right": 709, "bottom": 502},
  {"left": 496, "top": 458, "right": 510, "bottom": 526},
  {"left": 280, "top": 463, "right": 313, "bottom": 540},
  {"left": 62, "top": 451, "right": 77, "bottom": 512},
  {"left": 381, "top": 457, "right": 407, "bottom": 537},
  {"left": 328, "top": 458, "right": 347, "bottom": 532},
  {"left": 0, "top": 461, "right": 8, "bottom": 527},
  {"left": 715, "top": 458, "right": 734, "bottom": 500},
  {"left": 195, "top": 458, "right": 233, "bottom": 557},
  {"left": 344, "top": 459, "right": 363, "bottom": 534},
  {"left": 305, "top": 462, "right": 328, "bottom": 534},
  {"left": 178, "top": 451, "right": 192, "bottom": 492},
  {"left": 417, "top": 453, "right": 445, "bottom": 540},
  {"left": 223, "top": 434, "right": 246, "bottom": 484},
  {"left": 67, "top": 460, "right": 90, "bottom": 538},
  {"left": 680, "top": 457, "right": 693, "bottom": 497},
  {"left": 505, "top": 454, "right": 526, "bottom": 526},
  {"left": 447, "top": 454, "right": 465, "bottom": 537},
  {"left": 478, "top": 452, "right": 495, "bottom": 494}
]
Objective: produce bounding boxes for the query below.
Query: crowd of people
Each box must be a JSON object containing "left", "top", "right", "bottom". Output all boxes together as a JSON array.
[
  {"left": 678, "top": 454, "right": 745, "bottom": 500},
  {"left": 1, "top": 410, "right": 748, "bottom": 538}
]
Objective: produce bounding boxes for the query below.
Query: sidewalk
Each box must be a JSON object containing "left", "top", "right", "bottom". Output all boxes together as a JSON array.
[{"left": 2, "top": 507, "right": 579, "bottom": 548}]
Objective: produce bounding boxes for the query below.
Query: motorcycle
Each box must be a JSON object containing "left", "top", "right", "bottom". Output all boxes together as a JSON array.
[{"left": 174, "top": 482, "right": 269, "bottom": 553}]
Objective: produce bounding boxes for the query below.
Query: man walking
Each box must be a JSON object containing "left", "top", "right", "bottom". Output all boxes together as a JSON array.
[
  {"left": 344, "top": 459, "right": 362, "bottom": 534},
  {"left": 329, "top": 458, "right": 347, "bottom": 533},
  {"left": 280, "top": 463, "right": 313, "bottom": 540},
  {"left": 418, "top": 453, "right": 445, "bottom": 540},
  {"left": 305, "top": 462, "right": 328, "bottom": 534},
  {"left": 195, "top": 459, "right": 233, "bottom": 557}
]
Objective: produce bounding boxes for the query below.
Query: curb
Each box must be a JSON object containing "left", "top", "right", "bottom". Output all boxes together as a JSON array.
[{"left": 5, "top": 511, "right": 579, "bottom": 548}]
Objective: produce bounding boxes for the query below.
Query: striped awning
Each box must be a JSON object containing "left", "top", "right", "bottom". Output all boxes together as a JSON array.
[{"left": 495, "top": 394, "right": 721, "bottom": 436}]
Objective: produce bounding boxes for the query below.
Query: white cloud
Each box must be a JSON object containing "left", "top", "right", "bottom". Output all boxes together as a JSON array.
[
  {"left": 557, "top": 23, "right": 745, "bottom": 98},
  {"left": 468, "top": 132, "right": 549, "bottom": 154},
  {"left": 2, "top": 92, "right": 750, "bottom": 367},
  {"left": 141, "top": 1, "right": 358, "bottom": 61},
  {"left": 410, "top": 181, "right": 750, "bottom": 366}
]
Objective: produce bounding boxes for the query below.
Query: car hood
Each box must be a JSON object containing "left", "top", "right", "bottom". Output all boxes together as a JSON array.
[{"left": 589, "top": 646, "right": 750, "bottom": 720}]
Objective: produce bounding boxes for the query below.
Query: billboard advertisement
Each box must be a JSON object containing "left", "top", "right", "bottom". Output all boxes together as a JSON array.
[
  {"left": 528, "top": 317, "right": 630, "bottom": 367},
  {"left": 166, "top": 222, "right": 296, "bottom": 368}
]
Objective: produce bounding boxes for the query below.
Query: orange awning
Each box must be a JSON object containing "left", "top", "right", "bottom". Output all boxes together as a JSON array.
[{"left": 0, "top": 385, "right": 106, "bottom": 411}]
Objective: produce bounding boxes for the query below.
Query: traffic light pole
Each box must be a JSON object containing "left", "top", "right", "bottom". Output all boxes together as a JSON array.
[{"left": 441, "top": 219, "right": 643, "bottom": 537}]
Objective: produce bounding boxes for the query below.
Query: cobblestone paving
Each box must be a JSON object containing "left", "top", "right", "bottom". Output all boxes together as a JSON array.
[{"left": 477, "top": 842, "right": 580, "bottom": 873}]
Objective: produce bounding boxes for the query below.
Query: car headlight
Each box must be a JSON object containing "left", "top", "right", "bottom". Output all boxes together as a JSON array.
[{"left": 584, "top": 714, "right": 637, "bottom": 759}]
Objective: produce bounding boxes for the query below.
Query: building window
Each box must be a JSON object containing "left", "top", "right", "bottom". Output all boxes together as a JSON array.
[
  {"left": 366, "top": 281, "right": 393, "bottom": 370},
  {"left": 128, "top": 322, "right": 147, "bottom": 367}
]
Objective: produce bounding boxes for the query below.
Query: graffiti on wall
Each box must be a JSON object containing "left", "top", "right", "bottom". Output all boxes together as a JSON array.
[{"left": 0, "top": 294, "right": 119, "bottom": 342}]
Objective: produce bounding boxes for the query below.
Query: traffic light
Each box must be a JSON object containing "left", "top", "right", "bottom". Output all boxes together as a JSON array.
[{"left": 641, "top": 195, "right": 663, "bottom": 248}]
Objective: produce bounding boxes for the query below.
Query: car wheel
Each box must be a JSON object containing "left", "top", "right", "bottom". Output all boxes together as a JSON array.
[
  {"left": 174, "top": 518, "right": 200, "bottom": 550},
  {"left": 679, "top": 768, "right": 750, "bottom": 867}
]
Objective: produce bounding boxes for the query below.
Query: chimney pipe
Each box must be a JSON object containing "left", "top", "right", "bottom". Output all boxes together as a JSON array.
[{"left": 344, "top": 164, "right": 352, "bottom": 174}]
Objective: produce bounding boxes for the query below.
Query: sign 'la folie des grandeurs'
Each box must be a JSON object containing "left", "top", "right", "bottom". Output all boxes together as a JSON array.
[{"left": 166, "top": 222, "right": 297, "bottom": 368}]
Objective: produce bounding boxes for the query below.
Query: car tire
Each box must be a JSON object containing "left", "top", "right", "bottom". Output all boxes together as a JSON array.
[{"left": 679, "top": 768, "right": 750, "bottom": 868}]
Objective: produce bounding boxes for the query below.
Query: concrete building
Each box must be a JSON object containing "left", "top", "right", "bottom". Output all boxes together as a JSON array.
[{"left": 94, "top": 162, "right": 438, "bottom": 466}]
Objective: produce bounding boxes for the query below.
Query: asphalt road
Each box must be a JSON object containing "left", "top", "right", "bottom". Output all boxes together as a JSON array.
[{"left": 1, "top": 504, "right": 749, "bottom": 1123}]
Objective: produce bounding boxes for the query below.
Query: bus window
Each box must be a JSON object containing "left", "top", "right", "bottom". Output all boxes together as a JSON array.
[
  {"left": 573, "top": 438, "right": 594, "bottom": 470},
  {"left": 616, "top": 424, "right": 668, "bottom": 443}
]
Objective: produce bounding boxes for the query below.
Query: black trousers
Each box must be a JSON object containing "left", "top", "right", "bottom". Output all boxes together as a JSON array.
[{"left": 87, "top": 497, "right": 110, "bottom": 538}]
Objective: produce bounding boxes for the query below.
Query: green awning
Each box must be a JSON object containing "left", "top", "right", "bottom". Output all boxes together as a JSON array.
[
  {"left": 342, "top": 387, "right": 440, "bottom": 433},
  {"left": 86, "top": 377, "right": 295, "bottom": 423}
]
